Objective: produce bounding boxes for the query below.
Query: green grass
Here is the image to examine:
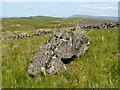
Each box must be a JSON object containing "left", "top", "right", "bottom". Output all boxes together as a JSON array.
[
  {"left": 2, "top": 17, "right": 82, "bottom": 37},
  {"left": 2, "top": 17, "right": 80, "bottom": 32},
  {"left": 2, "top": 28, "right": 118, "bottom": 88},
  {"left": 2, "top": 16, "right": 112, "bottom": 37}
]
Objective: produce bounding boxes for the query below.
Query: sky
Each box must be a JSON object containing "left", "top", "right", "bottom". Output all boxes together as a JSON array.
[
  {"left": 1, "top": 2, "right": 118, "bottom": 17},
  {"left": 0, "top": 0, "right": 120, "bottom": 2}
]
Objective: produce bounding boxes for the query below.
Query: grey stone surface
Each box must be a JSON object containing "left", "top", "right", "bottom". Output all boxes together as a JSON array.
[
  {"left": 82, "top": 22, "right": 120, "bottom": 31},
  {"left": 28, "top": 30, "right": 90, "bottom": 77}
]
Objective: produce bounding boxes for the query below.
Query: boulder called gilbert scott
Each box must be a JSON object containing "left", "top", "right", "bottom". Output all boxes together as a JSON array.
[{"left": 28, "top": 30, "right": 90, "bottom": 77}]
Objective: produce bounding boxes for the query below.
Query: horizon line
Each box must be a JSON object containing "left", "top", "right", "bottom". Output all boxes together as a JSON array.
[{"left": 0, "top": 14, "right": 118, "bottom": 18}]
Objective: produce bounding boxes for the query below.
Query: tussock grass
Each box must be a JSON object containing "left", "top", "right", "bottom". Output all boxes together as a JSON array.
[{"left": 2, "top": 28, "right": 118, "bottom": 88}]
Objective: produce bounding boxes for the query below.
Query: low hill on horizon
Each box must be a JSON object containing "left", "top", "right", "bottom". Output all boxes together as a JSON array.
[
  {"left": 70, "top": 15, "right": 118, "bottom": 22},
  {"left": 1, "top": 15, "right": 118, "bottom": 22}
]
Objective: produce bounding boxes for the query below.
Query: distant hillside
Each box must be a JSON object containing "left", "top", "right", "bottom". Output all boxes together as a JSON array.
[
  {"left": 2, "top": 15, "right": 118, "bottom": 22},
  {"left": 70, "top": 15, "right": 118, "bottom": 22}
]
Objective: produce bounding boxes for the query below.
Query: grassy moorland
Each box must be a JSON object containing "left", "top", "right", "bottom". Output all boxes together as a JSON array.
[
  {"left": 2, "top": 17, "right": 118, "bottom": 88},
  {"left": 2, "top": 17, "right": 79, "bottom": 36},
  {"left": 2, "top": 16, "right": 109, "bottom": 36}
]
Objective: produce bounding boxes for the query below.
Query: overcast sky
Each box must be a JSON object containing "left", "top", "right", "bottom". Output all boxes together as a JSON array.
[{"left": 1, "top": 2, "right": 118, "bottom": 17}]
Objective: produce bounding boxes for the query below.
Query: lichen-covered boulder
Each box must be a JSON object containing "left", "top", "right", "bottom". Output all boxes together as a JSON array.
[{"left": 28, "top": 30, "right": 90, "bottom": 77}]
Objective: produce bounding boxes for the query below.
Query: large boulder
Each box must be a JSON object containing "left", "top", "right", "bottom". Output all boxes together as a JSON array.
[{"left": 28, "top": 30, "right": 90, "bottom": 77}]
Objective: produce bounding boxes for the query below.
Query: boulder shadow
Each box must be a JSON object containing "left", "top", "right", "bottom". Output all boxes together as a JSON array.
[{"left": 61, "top": 55, "right": 76, "bottom": 64}]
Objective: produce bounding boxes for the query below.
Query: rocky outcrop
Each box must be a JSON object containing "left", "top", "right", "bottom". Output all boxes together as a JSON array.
[{"left": 28, "top": 30, "right": 90, "bottom": 77}]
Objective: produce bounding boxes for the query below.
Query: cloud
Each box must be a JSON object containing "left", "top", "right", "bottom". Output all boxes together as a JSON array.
[
  {"left": 12, "top": 2, "right": 29, "bottom": 6},
  {"left": 25, "top": 4, "right": 34, "bottom": 9},
  {"left": 26, "top": 5, "right": 54, "bottom": 12},
  {"left": 13, "top": 2, "right": 55, "bottom": 11},
  {"left": 107, "top": 7, "right": 113, "bottom": 9},
  {"left": 98, "top": 14, "right": 113, "bottom": 16},
  {"left": 81, "top": 4, "right": 91, "bottom": 7},
  {"left": 93, "top": 6, "right": 113, "bottom": 10}
]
